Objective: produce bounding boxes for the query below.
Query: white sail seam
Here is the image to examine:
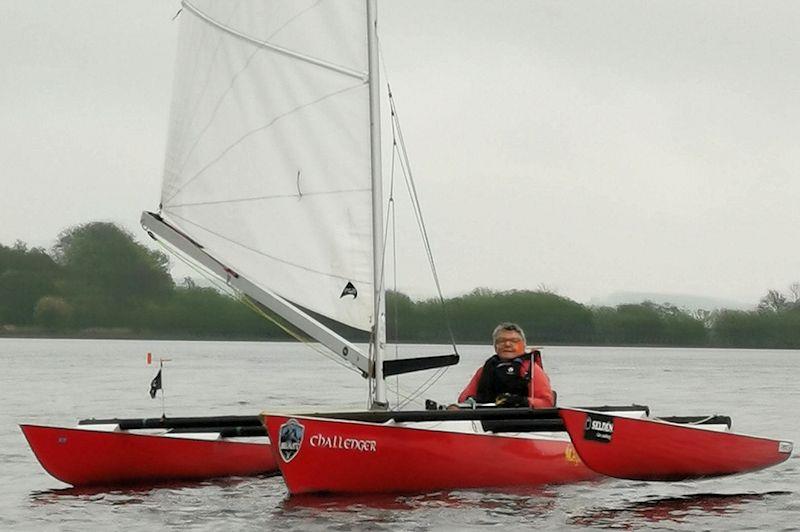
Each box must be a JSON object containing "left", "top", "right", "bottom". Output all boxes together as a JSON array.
[
  {"left": 173, "top": 1, "right": 324, "bottom": 190},
  {"left": 163, "top": 83, "right": 365, "bottom": 205},
  {"left": 172, "top": 22, "right": 264, "bottom": 188},
  {"left": 173, "top": 2, "right": 245, "bottom": 182},
  {"left": 182, "top": 0, "right": 368, "bottom": 82},
  {"left": 168, "top": 188, "right": 370, "bottom": 209},
  {"left": 165, "top": 210, "right": 372, "bottom": 285}
]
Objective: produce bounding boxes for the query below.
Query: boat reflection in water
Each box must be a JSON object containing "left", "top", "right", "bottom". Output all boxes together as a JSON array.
[
  {"left": 568, "top": 491, "right": 792, "bottom": 528},
  {"left": 28, "top": 476, "right": 258, "bottom": 505},
  {"left": 279, "top": 486, "right": 559, "bottom": 521}
]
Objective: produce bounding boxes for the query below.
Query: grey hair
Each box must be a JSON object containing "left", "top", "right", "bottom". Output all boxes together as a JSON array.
[{"left": 492, "top": 322, "right": 526, "bottom": 345}]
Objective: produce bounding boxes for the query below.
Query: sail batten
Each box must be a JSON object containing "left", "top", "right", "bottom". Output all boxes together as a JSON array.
[
  {"left": 160, "top": 0, "right": 374, "bottom": 331},
  {"left": 167, "top": 187, "right": 371, "bottom": 209}
]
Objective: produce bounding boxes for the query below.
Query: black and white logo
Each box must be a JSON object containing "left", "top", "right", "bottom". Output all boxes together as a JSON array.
[
  {"left": 340, "top": 281, "right": 358, "bottom": 298},
  {"left": 583, "top": 413, "right": 614, "bottom": 443},
  {"left": 278, "top": 418, "right": 305, "bottom": 462}
]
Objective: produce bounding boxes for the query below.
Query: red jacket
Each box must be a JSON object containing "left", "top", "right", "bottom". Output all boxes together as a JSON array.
[{"left": 458, "top": 353, "right": 555, "bottom": 408}]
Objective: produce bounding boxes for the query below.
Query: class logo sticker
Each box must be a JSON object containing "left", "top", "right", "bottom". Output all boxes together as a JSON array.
[
  {"left": 340, "top": 282, "right": 358, "bottom": 298},
  {"left": 583, "top": 413, "right": 614, "bottom": 443},
  {"left": 278, "top": 418, "right": 305, "bottom": 462}
]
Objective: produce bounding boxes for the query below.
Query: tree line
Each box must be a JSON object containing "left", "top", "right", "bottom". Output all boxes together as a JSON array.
[
  {"left": 2, "top": 222, "right": 799, "bottom": 348},
  {"left": 0, "top": 223, "right": 283, "bottom": 339}
]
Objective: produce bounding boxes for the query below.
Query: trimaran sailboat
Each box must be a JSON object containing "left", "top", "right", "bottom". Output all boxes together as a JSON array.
[{"left": 23, "top": 0, "right": 792, "bottom": 492}]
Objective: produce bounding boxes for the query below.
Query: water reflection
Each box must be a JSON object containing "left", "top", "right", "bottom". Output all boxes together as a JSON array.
[
  {"left": 276, "top": 485, "right": 560, "bottom": 525},
  {"left": 569, "top": 491, "right": 792, "bottom": 528},
  {"left": 28, "top": 476, "right": 264, "bottom": 505}
]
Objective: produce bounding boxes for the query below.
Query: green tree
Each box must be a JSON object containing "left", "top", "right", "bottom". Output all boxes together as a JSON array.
[
  {"left": 53, "top": 222, "right": 173, "bottom": 326},
  {"left": 138, "top": 283, "right": 286, "bottom": 338},
  {"left": 590, "top": 301, "right": 707, "bottom": 346},
  {"left": 593, "top": 303, "right": 663, "bottom": 344},
  {"left": 0, "top": 241, "right": 60, "bottom": 325},
  {"left": 710, "top": 310, "right": 766, "bottom": 347},
  {"left": 34, "top": 296, "right": 73, "bottom": 329},
  {"left": 387, "top": 288, "right": 595, "bottom": 345}
]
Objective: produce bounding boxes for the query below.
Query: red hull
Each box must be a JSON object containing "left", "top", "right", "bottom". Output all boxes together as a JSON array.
[
  {"left": 559, "top": 408, "right": 793, "bottom": 481},
  {"left": 263, "top": 414, "right": 597, "bottom": 495},
  {"left": 21, "top": 424, "right": 277, "bottom": 487}
]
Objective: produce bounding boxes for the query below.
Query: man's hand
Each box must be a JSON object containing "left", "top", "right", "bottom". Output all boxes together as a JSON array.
[{"left": 494, "top": 393, "right": 527, "bottom": 407}]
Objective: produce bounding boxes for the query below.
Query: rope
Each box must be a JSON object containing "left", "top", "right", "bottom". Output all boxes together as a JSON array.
[
  {"left": 387, "top": 135, "right": 401, "bottom": 407},
  {"left": 387, "top": 85, "right": 459, "bottom": 358}
]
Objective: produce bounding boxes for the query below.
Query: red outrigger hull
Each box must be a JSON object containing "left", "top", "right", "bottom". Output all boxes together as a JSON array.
[
  {"left": 559, "top": 408, "right": 793, "bottom": 481},
  {"left": 262, "top": 414, "right": 597, "bottom": 495},
  {"left": 21, "top": 424, "right": 277, "bottom": 487}
]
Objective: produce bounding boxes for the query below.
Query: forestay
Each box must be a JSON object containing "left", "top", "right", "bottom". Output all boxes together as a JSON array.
[{"left": 161, "top": 0, "right": 374, "bottom": 331}]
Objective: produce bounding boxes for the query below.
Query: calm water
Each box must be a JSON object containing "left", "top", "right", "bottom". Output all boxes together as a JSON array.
[{"left": 1, "top": 338, "right": 798, "bottom": 530}]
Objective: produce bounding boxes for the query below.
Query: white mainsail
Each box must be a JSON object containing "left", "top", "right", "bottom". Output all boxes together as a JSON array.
[
  {"left": 145, "top": 0, "right": 453, "bottom": 408},
  {"left": 160, "top": 0, "right": 375, "bottom": 332}
]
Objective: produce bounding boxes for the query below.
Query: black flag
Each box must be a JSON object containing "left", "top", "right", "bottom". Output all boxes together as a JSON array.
[{"left": 149, "top": 369, "right": 162, "bottom": 399}]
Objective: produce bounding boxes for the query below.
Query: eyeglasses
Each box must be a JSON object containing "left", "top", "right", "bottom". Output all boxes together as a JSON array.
[{"left": 495, "top": 338, "right": 523, "bottom": 345}]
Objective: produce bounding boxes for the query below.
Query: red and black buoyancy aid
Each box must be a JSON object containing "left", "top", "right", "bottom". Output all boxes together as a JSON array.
[{"left": 474, "top": 351, "right": 543, "bottom": 403}]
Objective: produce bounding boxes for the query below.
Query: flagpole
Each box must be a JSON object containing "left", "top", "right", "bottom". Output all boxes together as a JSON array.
[
  {"left": 148, "top": 353, "right": 170, "bottom": 418},
  {"left": 160, "top": 360, "right": 166, "bottom": 419}
]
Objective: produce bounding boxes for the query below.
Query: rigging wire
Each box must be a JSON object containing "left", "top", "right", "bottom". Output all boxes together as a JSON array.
[
  {"left": 386, "top": 84, "right": 458, "bottom": 357},
  {"left": 396, "top": 368, "right": 449, "bottom": 410},
  {"left": 386, "top": 122, "right": 401, "bottom": 408},
  {"left": 374, "top": 38, "right": 460, "bottom": 408}
]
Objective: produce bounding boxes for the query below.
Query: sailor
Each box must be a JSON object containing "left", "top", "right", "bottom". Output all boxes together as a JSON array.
[{"left": 457, "top": 322, "right": 555, "bottom": 408}]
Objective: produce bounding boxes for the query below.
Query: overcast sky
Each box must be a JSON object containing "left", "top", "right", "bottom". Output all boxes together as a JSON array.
[{"left": 2, "top": 1, "right": 799, "bottom": 307}]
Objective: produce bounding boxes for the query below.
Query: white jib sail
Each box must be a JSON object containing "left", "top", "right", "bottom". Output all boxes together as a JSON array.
[{"left": 160, "top": 0, "right": 374, "bottom": 331}]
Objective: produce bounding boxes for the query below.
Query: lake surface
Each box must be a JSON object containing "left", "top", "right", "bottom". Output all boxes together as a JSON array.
[{"left": 1, "top": 338, "right": 798, "bottom": 530}]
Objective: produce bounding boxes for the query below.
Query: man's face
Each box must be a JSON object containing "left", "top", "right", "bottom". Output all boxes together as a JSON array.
[{"left": 494, "top": 330, "right": 525, "bottom": 360}]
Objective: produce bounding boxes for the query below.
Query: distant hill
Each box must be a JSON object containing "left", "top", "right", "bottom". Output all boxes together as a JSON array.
[{"left": 589, "top": 291, "right": 753, "bottom": 312}]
